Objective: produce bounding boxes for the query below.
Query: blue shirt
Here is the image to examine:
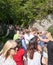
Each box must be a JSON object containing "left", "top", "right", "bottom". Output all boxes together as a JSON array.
[
  {"left": 39, "top": 35, "right": 46, "bottom": 47},
  {"left": 22, "top": 39, "right": 27, "bottom": 50}
]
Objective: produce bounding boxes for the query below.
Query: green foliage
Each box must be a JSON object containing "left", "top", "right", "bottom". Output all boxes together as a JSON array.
[
  {"left": 0, "top": 0, "right": 53, "bottom": 27},
  {"left": 0, "top": 0, "right": 53, "bottom": 50}
]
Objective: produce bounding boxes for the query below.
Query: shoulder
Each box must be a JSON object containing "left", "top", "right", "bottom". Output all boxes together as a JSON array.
[
  {"left": 14, "top": 34, "right": 18, "bottom": 36},
  {"left": 0, "top": 55, "right": 3, "bottom": 59},
  {"left": 20, "top": 48, "right": 25, "bottom": 52},
  {"left": 18, "top": 48, "right": 25, "bottom": 54},
  {"left": 34, "top": 51, "right": 40, "bottom": 55},
  {"left": 0, "top": 55, "right": 5, "bottom": 64},
  {"left": 5, "top": 58, "right": 16, "bottom": 65},
  {"left": 0, "top": 55, "right": 5, "bottom": 60},
  {"left": 43, "top": 52, "right": 48, "bottom": 58},
  {"left": 34, "top": 51, "right": 41, "bottom": 57}
]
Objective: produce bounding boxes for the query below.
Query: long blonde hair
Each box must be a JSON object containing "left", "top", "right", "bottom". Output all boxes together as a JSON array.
[
  {"left": 46, "top": 32, "right": 52, "bottom": 40},
  {"left": 0, "top": 40, "right": 17, "bottom": 59}
]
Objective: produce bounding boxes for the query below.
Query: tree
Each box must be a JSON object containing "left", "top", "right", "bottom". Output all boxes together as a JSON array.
[
  {"left": 0, "top": 0, "right": 53, "bottom": 50},
  {"left": 0, "top": 0, "right": 53, "bottom": 26}
]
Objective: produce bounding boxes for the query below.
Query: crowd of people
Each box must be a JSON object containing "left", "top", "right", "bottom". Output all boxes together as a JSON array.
[{"left": 0, "top": 25, "right": 53, "bottom": 65}]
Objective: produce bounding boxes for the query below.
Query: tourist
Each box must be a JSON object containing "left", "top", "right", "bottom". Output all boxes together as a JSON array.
[
  {"left": 38, "top": 32, "right": 53, "bottom": 65},
  {"left": 0, "top": 40, "right": 17, "bottom": 65},
  {"left": 27, "top": 37, "right": 41, "bottom": 65},
  {"left": 13, "top": 39, "right": 25, "bottom": 65}
]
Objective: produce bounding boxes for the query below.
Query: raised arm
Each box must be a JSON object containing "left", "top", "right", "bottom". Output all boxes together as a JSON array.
[{"left": 38, "top": 35, "right": 49, "bottom": 43}]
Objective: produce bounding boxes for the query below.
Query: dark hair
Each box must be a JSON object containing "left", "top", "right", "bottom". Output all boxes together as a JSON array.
[
  {"left": 27, "top": 36, "right": 38, "bottom": 59},
  {"left": 15, "top": 39, "right": 22, "bottom": 49},
  {"left": 28, "top": 43, "right": 35, "bottom": 59},
  {"left": 29, "top": 36, "right": 38, "bottom": 49},
  {"left": 32, "top": 27, "right": 38, "bottom": 32}
]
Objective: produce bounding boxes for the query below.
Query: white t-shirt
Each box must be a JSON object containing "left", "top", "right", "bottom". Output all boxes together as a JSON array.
[
  {"left": 4, "top": 58, "right": 16, "bottom": 65},
  {"left": 24, "top": 34, "right": 34, "bottom": 45},
  {"left": 27, "top": 51, "right": 41, "bottom": 65},
  {"left": 43, "top": 51, "right": 48, "bottom": 58},
  {"left": 29, "top": 33, "right": 34, "bottom": 40},
  {"left": 0, "top": 55, "right": 16, "bottom": 65},
  {"left": 24, "top": 34, "right": 30, "bottom": 44},
  {"left": 0, "top": 55, "right": 5, "bottom": 65}
]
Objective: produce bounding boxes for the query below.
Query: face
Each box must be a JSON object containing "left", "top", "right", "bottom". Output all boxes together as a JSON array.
[
  {"left": 10, "top": 49, "right": 15, "bottom": 56},
  {"left": 9, "top": 47, "right": 18, "bottom": 56},
  {"left": 37, "top": 45, "right": 42, "bottom": 52}
]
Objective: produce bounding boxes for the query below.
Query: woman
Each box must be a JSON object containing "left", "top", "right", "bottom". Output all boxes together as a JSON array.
[
  {"left": 0, "top": 40, "right": 17, "bottom": 65},
  {"left": 42, "top": 46, "right": 48, "bottom": 65},
  {"left": 38, "top": 32, "right": 53, "bottom": 65},
  {"left": 27, "top": 37, "right": 41, "bottom": 65},
  {"left": 13, "top": 39, "right": 25, "bottom": 65}
]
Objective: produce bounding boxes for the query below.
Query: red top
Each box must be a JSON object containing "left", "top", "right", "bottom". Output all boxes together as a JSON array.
[{"left": 13, "top": 48, "right": 25, "bottom": 65}]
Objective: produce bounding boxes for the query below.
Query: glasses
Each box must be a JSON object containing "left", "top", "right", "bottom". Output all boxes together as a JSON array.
[{"left": 10, "top": 46, "right": 18, "bottom": 50}]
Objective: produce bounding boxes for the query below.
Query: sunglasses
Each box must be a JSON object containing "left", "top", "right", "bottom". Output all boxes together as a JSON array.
[{"left": 10, "top": 46, "right": 18, "bottom": 50}]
